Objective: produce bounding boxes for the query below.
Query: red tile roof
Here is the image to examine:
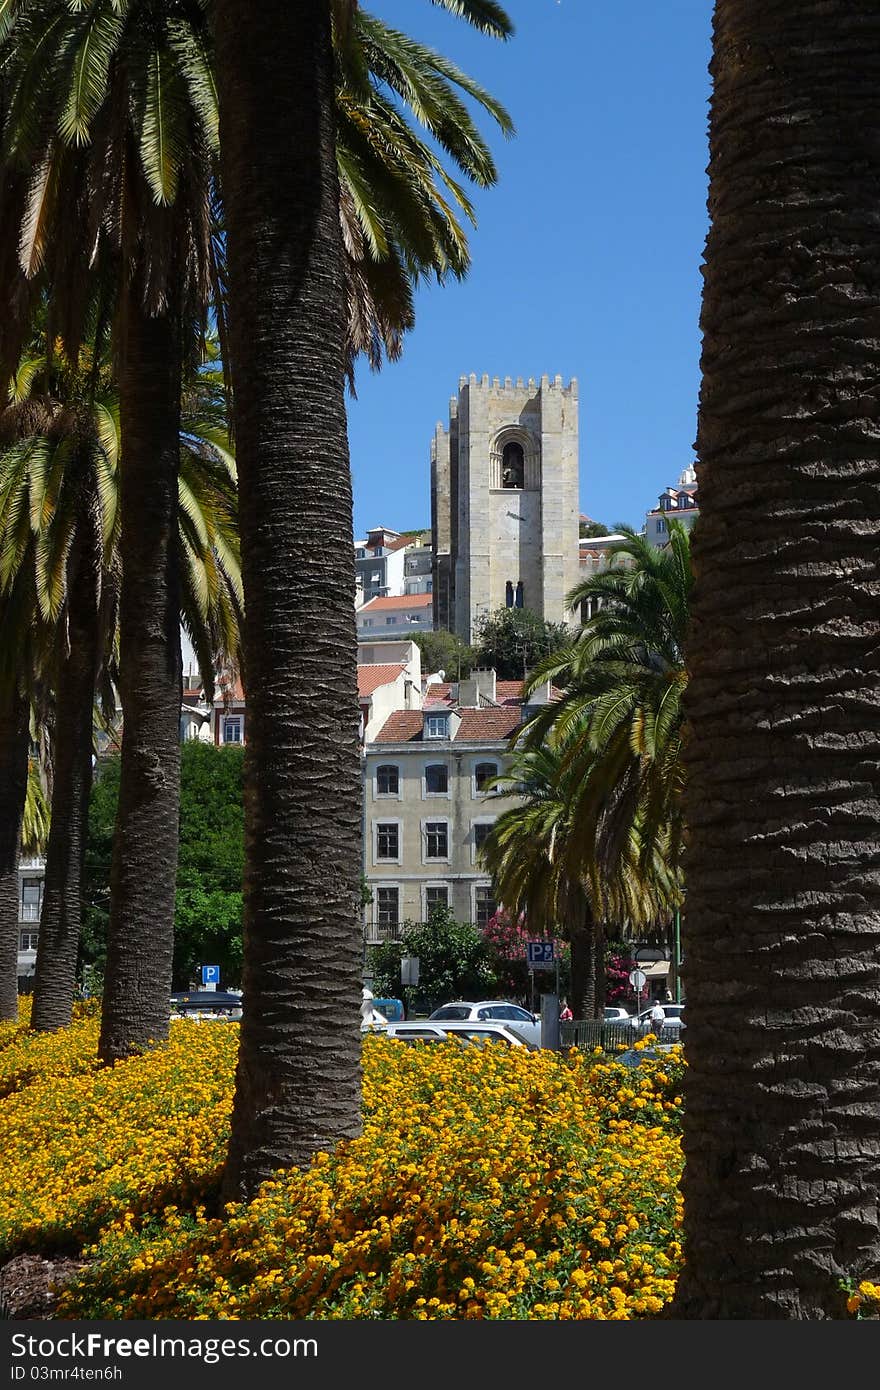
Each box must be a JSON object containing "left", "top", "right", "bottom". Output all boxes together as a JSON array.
[
  {"left": 357, "top": 663, "right": 406, "bottom": 698},
  {"left": 360, "top": 593, "right": 433, "bottom": 612},
  {"left": 372, "top": 707, "right": 521, "bottom": 744},
  {"left": 456, "top": 708, "right": 522, "bottom": 741},
  {"left": 494, "top": 680, "right": 524, "bottom": 705},
  {"left": 373, "top": 711, "right": 425, "bottom": 742},
  {"left": 423, "top": 681, "right": 453, "bottom": 702}
]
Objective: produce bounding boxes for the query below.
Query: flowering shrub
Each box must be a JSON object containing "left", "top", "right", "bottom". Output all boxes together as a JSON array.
[
  {"left": 0, "top": 1019, "right": 236, "bottom": 1258},
  {"left": 55, "top": 1036, "right": 683, "bottom": 1320}
]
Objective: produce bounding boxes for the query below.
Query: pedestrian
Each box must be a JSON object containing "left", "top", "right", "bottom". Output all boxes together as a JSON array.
[
  {"left": 559, "top": 999, "right": 573, "bottom": 1022},
  {"left": 650, "top": 997, "right": 666, "bottom": 1037}
]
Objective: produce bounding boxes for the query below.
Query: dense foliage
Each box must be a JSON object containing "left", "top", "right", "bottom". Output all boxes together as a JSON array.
[
  {"left": 412, "top": 628, "right": 476, "bottom": 680},
  {"left": 84, "top": 745, "right": 244, "bottom": 988},
  {"left": 473, "top": 607, "right": 571, "bottom": 681}
]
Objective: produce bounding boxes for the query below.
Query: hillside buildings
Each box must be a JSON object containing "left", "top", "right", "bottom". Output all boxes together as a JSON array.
[{"left": 645, "top": 464, "right": 699, "bottom": 546}]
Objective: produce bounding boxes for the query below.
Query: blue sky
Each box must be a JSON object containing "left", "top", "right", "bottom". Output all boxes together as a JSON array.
[{"left": 348, "top": 0, "right": 713, "bottom": 536}]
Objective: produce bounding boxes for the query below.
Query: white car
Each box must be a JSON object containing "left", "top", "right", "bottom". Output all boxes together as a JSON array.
[
  {"left": 384, "top": 1019, "right": 534, "bottom": 1048},
  {"left": 635, "top": 1002, "right": 685, "bottom": 1036},
  {"left": 429, "top": 1001, "right": 542, "bottom": 1047},
  {"left": 603, "top": 1006, "right": 632, "bottom": 1024}
]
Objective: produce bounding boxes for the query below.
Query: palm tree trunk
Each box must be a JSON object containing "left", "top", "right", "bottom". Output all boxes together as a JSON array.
[
  {"left": 98, "top": 281, "right": 182, "bottom": 1063},
  {"left": 31, "top": 518, "right": 101, "bottom": 1032},
  {"left": 673, "top": 0, "right": 880, "bottom": 1318},
  {"left": 215, "top": 1, "right": 363, "bottom": 1199},
  {"left": 569, "top": 902, "right": 602, "bottom": 1021},
  {"left": 0, "top": 691, "right": 30, "bottom": 1021}
]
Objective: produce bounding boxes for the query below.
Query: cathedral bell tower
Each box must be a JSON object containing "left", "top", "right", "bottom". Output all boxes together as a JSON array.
[{"left": 431, "top": 373, "right": 579, "bottom": 643}]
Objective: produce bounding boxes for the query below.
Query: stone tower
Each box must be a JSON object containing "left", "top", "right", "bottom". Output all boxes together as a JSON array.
[{"left": 431, "top": 373, "right": 579, "bottom": 643}]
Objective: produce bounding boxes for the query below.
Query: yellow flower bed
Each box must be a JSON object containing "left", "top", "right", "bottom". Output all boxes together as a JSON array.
[
  {"left": 0, "top": 1018, "right": 236, "bottom": 1257},
  {"left": 55, "top": 1035, "right": 685, "bottom": 1321}
]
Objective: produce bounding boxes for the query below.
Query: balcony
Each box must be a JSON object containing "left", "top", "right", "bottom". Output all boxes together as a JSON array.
[{"left": 364, "top": 921, "right": 403, "bottom": 946}]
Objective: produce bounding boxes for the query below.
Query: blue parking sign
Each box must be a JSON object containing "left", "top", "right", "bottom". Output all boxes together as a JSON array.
[
  {"left": 201, "top": 965, "right": 220, "bottom": 986},
  {"left": 527, "top": 941, "right": 554, "bottom": 967}
]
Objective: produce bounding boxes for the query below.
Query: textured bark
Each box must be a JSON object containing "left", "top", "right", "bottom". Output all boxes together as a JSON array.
[
  {"left": 31, "top": 512, "right": 102, "bottom": 1032},
  {"left": 0, "top": 693, "right": 29, "bottom": 1022},
  {"left": 215, "top": 3, "right": 363, "bottom": 1198},
  {"left": 569, "top": 906, "right": 603, "bottom": 1021},
  {"left": 673, "top": 1, "right": 880, "bottom": 1318},
  {"left": 98, "top": 283, "right": 182, "bottom": 1063}
]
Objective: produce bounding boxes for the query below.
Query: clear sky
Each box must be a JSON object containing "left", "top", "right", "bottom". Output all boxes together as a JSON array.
[{"left": 348, "top": 0, "right": 713, "bottom": 537}]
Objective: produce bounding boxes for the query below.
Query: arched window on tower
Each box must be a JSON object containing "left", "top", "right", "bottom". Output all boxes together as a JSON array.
[
  {"left": 501, "top": 441, "right": 524, "bottom": 489},
  {"left": 505, "top": 580, "right": 514, "bottom": 608},
  {"left": 515, "top": 580, "right": 524, "bottom": 609}
]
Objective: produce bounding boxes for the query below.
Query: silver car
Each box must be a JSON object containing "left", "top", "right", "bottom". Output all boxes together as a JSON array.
[
  {"left": 429, "top": 1000, "right": 542, "bottom": 1047},
  {"left": 384, "top": 1019, "right": 534, "bottom": 1048}
]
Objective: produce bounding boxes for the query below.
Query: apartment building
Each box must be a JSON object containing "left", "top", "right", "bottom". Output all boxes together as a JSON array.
[
  {"left": 356, "top": 592, "right": 434, "bottom": 637},
  {"left": 645, "top": 464, "right": 699, "bottom": 547},
  {"left": 16, "top": 855, "right": 45, "bottom": 987},
  {"left": 362, "top": 669, "right": 533, "bottom": 943}
]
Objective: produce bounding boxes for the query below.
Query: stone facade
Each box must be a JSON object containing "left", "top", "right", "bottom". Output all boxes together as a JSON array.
[{"left": 431, "top": 374, "right": 580, "bottom": 643}]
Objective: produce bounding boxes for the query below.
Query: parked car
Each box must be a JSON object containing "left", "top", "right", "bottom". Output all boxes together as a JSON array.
[
  {"left": 170, "top": 990, "right": 242, "bottom": 1020},
  {"left": 603, "top": 1006, "right": 632, "bottom": 1023},
  {"left": 385, "top": 1019, "right": 535, "bottom": 1049},
  {"left": 616, "top": 1043, "right": 679, "bottom": 1069},
  {"left": 429, "top": 1001, "right": 542, "bottom": 1047},
  {"left": 634, "top": 1002, "right": 685, "bottom": 1037}
]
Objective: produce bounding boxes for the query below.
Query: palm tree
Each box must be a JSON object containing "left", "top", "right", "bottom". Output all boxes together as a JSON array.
[
  {"left": 0, "top": 0, "right": 511, "bottom": 1058},
  {"left": 525, "top": 523, "right": 690, "bottom": 908},
  {"left": 671, "top": 2, "right": 880, "bottom": 1319},
  {"left": 0, "top": 337, "right": 242, "bottom": 1034},
  {"left": 214, "top": 0, "right": 513, "bottom": 1197},
  {"left": 0, "top": 573, "right": 38, "bottom": 1020},
  {"left": 483, "top": 725, "right": 673, "bottom": 1020}
]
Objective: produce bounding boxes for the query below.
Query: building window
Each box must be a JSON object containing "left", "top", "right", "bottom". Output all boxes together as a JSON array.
[
  {"left": 20, "top": 879, "right": 42, "bottom": 922},
  {"left": 386, "top": 616, "right": 397, "bottom": 625},
  {"left": 223, "top": 716, "right": 242, "bottom": 744},
  {"left": 426, "top": 579, "right": 433, "bottom": 593},
  {"left": 19, "top": 929, "right": 39, "bottom": 951},
  {"left": 515, "top": 580, "right": 524, "bottom": 609},
  {"left": 505, "top": 580, "right": 514, "bottom": 608},
  {"left": 376, "top": 822, "right": 400, "bottom": 860},
  {"left": 655, "top": 518, "right": 667, "bottom": 536},
  {"left": 424, "top": 885, "right": 448, "bottom": 918},
  {"left": 424, "top": 821, "right": 449, "bottom": 859},
  {"left": 424, "top": 763, "right": 448, "bottom": 795},
  {"left": 474, "top": 884, "right": 496, "bottom": 928},
  {"left": 376, "top": 887, "right": 399, "bottom": 926},
  {"left": 363, "top": 618, "right": 374, "bottom": 628},
  {"left": 474, "top": 762, "right": 498, "bottom": 793},
  {"left": 356, "top": 549, "right": 366, "bottom": 559},
  {"left": 473, "top": 822, "right": 493, "bottom": 860},
  {"left": 371, "top": 571, "right": 381, "bottom": 583},
  {"left": 501, "top": 440, "right": 524, "bottom": 489},
  {"left": 425, "top": 714, "right": 449, "bottom": 739},
  {"left": 376, "top": 764, "right": 399, "bottom": 796}
]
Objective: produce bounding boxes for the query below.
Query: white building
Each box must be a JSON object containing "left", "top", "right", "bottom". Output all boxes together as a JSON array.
[
  {"left": 362, "top": 669, "right": 539, "bottom": 942},
  {"left": 357, "top": 592, "right": 434, "bottom": 637},
  {"left": 354, "top": 526, "right": 411, "bottom": 604},
  {"left": 645, "top": 464, "right": 699, "bottom": 547},
  {"left": 16, "top": 855, "right": 45, "bottom": 986}
]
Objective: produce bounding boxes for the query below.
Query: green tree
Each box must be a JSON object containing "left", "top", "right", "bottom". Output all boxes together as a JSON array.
[
  {"left": 672, "top": 1, "right": 880, "bottom": 1319},
  {"left": 368, "top": 909, "right": 495, "bottom": 1011},
  {"left": 213, "top": 0, "right": 514, "bottom": 1198},
  {"left": 412, "top": 627, "right": 475, "bottom": 680},
  {"left": 526, "top": 523, "right": 691, "bottom": 905},
  {"left": 579, "top": 518, "right": 610, "bottom": 539},
  {"left": 0, "top": 335, "right": 242, "bottom": 1032},
  {"left": 472, "top": 606, "right": 571, "bottom": 681},
  {"left": 83, "top": 743, "right": 245, "bottom": 989}
]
